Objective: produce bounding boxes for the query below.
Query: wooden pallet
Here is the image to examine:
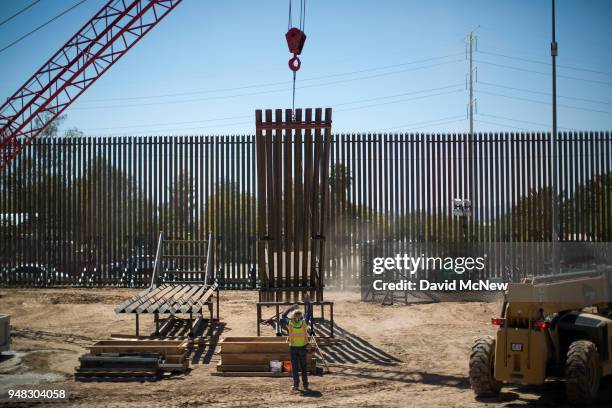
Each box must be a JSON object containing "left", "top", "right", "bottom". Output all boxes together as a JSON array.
[
  {"left": 89, "top": 340, "right": 188, "bottom": 354},
  {"left": 214, "top": 336, "right": 316, "bottom": 377},
  {"left": 211, "top": 371, "right": 291, "bottom": 377}
]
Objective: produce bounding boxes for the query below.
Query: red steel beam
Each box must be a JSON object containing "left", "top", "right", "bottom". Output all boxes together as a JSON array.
[{"left": 0, "top": 0, "right": 182, "bottom": 170}]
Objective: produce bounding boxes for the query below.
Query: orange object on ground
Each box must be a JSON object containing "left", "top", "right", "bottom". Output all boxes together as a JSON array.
[{"left": 283, "top": 360, "right": 292, "bottom": 372}]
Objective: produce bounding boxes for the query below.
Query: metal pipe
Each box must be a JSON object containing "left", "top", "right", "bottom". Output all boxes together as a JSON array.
[{"left": 551, "top": 0, "right": 559, "bottom": 273}]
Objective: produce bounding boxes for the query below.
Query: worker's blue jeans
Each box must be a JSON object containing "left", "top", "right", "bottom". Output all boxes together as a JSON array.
[{"left": 289, "top": 346, "right": 308, "bottom": 387}]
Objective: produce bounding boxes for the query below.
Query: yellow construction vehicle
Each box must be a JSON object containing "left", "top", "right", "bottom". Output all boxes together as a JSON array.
[{"left": 469, "top": 267, "right": 612, "bottom": 405}]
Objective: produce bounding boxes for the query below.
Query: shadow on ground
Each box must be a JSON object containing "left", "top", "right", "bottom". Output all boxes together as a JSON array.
[
  {"left": 190, "top": 321, "right": 225, "bottom": 365},
  {"left": 478, "top": 377, "right": 612, "bottom": 407},
  {"left": 314, "top": 320, "right": 402, "bottom": 366},
  {"left": 327, "top": 364, "right": 469, "bottom": 389}
]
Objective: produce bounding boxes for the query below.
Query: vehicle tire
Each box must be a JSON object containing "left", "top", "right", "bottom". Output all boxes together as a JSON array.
[
  {"left": 469, "top": 335, "right": 502, "bottom": 397},
  {"left": 565, "top": 340, "right": 601, "bottom": 405}
]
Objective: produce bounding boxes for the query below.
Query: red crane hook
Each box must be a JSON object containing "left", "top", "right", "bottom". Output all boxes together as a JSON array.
[{"left": 286, "top": 27, "right": 306, "bottom": 72}]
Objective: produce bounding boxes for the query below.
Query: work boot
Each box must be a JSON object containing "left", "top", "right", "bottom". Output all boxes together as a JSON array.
[{"left": 292, "top": 385, "right": 299, "bottom": 393}]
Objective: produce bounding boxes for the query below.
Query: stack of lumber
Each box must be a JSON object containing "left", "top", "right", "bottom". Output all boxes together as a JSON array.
[
  {"left": 114, "top": 283, "right": 217, "bottom": 315},
  {"left": 212, "top": 337, "right": 316, "bottom": 377},
  {"left": 75, "top": 340, "right": 189, "bottom": 382}
]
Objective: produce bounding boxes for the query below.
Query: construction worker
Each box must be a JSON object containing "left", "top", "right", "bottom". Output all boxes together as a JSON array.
[
  {"left": 278, "top": 303, "right": 300, "bottom": 335},
  {"left": 287, "top": 309, "right": 309, "bottom": 391}
]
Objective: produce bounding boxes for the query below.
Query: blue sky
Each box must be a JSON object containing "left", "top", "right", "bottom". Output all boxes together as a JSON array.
[{"left": 0, "top": 0, "right": 611, "bottom": 136}]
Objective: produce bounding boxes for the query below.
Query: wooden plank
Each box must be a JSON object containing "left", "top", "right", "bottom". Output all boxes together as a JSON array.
[
  {"left": 221, "top": 336, "right": 301, "bottom": 342},
  {"left": 220, "top": 353, "right": 313, "bottom": 365},
  {"left": 220, "top": 343, "right": 290, "bottom": 354},
  {"left": 218, "top": 363, "right": 315, "bottom": 372},
  {"left": 88, "top": 345, "right": 185, "bottom": 356},
  {"left": 220, "top": 340, "right": 313, "bottom": 353},
  {"left": 92, "top": 340, "right": 185, "bottom": 346},
  {"left": 211, "top": 372, "right": 291, "bottom": 377},
  {"left": 217, "top": 363, "right": 271, "bottom": 372}
]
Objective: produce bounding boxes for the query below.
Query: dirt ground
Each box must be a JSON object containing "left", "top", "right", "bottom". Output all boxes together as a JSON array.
[{"left": 1, "top": 288, "right": 611, "bottom": 408}]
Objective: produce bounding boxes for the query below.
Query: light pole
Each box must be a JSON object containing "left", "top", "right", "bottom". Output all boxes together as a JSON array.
[
  {"left": 551, "top": 0, "right": 559, "bottom": 273},
  {"left": 453, "top": 198, "right": 472, "bottom": 242}
]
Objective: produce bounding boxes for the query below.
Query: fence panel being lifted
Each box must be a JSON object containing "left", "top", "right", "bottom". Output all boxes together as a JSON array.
[
  {"left": 0, "top": 130, "right": 610, "bottom": 288},
  {"left": 256, "top": 108, "right": 332, "bottom": 303}
]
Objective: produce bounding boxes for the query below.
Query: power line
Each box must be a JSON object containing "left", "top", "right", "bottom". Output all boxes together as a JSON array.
[
  {"left": 76, "top": 53, "right": 465, "bottom": 104},
  {"left": 335, "top": 89, "right": 464, "bottom": 113},
  {"left": 477, "top": 48, "right": 612, "bottom": 77},
  {"left": 81, "top": 115, "right": 252, "bottom": 132},
  {"left": 476, "top": 41, "right": 612, "bottom": 73},
  {"left": 479, "top": 81, "right": 612, "bottom": 106},
  {"left": 0, "top": 0, "right": 89, "bottom": 55},
  {"left": 72, "top": 59, "right": 464, "bottom": 110},
  {"left": 474, "top": 119, "right": 530, "bottom": 132},
  {"left": 477, "top": 89, "right": 612, "bottom": 115},
  {"left": 360, "top": 115, "right": 467, "bottom": 133},
  {"left": 477, "top": 113, "right": 572, "bottom": 131},
  {"left": 334, "top": 84, "right": 463, "bottom": 107},
  {"left": 102, "top": 114, "right": 467, "bottom": 137},
  {"left": 0, "top": 0, "right": 41, "bottom": 27},
  {"left": 92, "top": 120, "right": 254, "bottom": 137},
  {"left": 80, "top": 85, "right": 465, "bottom": 133},
  {"left": 474, "top": 59, "right": 612, "bottom": 87}
]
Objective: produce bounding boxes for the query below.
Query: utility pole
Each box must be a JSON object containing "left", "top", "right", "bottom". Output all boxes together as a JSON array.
[
  {"left": 467, "top": 29, "right": 477, "bottom": 241},
  {"left": 468, "top": 31, "right": 474, "bottom": 139},
  {"left": 551, "top": 0, "right": 559, "bottom": 273}
]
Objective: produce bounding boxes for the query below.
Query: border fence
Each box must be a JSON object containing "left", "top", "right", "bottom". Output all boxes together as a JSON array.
[{"left": 1, "top": 131, "right": 610, "bottom": 288}]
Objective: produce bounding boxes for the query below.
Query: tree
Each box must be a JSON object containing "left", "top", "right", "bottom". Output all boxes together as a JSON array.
[
  {"left": 204, "top": 181, "right": 255, "bottom": 263},
  {"left": 567, "top": 172, "right": 612, "bottom": 241},
  {"left": 162, "top": 171, "right": 197, "bottom": 240},
  {"left": 73, "top": 156, "right": 155, "bottom": 264}
]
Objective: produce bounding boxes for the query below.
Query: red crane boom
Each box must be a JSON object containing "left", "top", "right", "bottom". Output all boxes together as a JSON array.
[{"left": 0, "top": 0, "right": 182, "bottom": 170}]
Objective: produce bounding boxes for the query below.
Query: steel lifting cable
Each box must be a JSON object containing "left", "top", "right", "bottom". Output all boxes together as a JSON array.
[
  {"left": 287, "top": 0, "right": 306, "bottom": 118},
  {"left": 288, "top": 0, "right": 292, "bottom": 30},
  {"left": 292, "top": 70, "right": 297, "bottom": 116},
  {"left": 300, "top": 0, "right": 305, "bottom": 32}
]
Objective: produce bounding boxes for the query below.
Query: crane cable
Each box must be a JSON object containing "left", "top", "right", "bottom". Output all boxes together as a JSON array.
[
  {"left": 288, "top": 0, "right": 306, "bottom": 118},
  {"left": 288, "top": 0, "right": 306, "bottom": 34}
]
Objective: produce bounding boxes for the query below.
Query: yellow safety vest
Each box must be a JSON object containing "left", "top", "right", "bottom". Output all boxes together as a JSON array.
[{"left": 288, "top": 320, "right": 308, "bottom": 347}]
